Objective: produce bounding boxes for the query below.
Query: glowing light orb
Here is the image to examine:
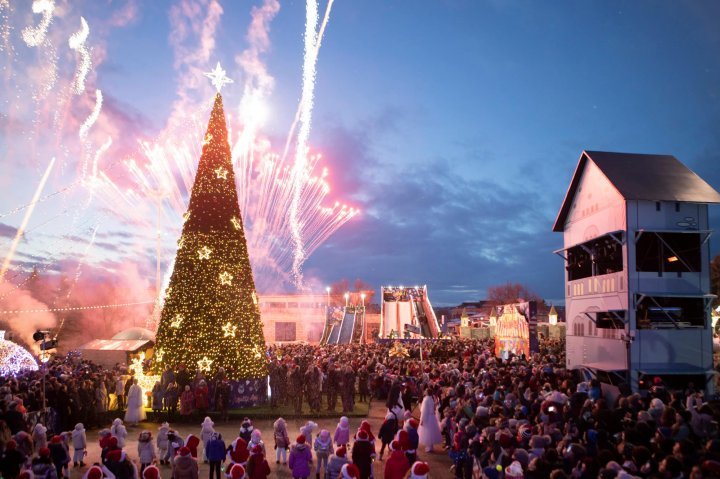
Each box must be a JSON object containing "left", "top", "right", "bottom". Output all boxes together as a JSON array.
[{"left": 0, "top": 332, "right": 39, "bottom": 376}]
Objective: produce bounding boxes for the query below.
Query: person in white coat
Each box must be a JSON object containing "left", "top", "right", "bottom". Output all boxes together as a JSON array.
[
  {"left": 417, "top": 388, "right": 442, "bottom": 453},
  {"left": 200, "top": 417, "right": 215, "bottom": 463},
  {"left": 71, "top": 423, "right": 87, "bottom": 467},
  {"left": 125, "top": 379, "right": 146, "bottom": 425},
  {"left": 111, "top": 418, "right": 128, "bottom": 448}
]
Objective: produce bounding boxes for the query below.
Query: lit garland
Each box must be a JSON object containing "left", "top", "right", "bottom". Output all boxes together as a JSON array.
[
  {"left": 0, "top": 331, "right": 39, "bottom": 376},
  {"left": 153, "top": 93, "right": 268, "bottom": 380}
]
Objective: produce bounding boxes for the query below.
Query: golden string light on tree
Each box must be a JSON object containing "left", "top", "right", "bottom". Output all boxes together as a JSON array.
[{"left": 153, "top": 87, "right": 267, "bottom": 380}]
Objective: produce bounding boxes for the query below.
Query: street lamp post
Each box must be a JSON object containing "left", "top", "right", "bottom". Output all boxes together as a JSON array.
[
  {"left": 344, "top": 292, "right": 349, "bottom": 308},
  {"left": 360, "top": 292, "right": 366, "bottom": 308}
]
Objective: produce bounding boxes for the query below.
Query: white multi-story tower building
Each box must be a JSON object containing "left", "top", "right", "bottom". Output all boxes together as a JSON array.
[{"left": 553, "top": 151, "right": 720, "bottom": 395}]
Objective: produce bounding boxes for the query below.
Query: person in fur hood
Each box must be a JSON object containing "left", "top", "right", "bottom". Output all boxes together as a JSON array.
[{"left": 71, "top": 424, "right": 87, "bottom": 468}]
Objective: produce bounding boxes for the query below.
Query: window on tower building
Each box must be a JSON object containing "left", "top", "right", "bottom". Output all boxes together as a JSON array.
[{"left": 635, "top": 232, "right": 701, "bottom": 273}]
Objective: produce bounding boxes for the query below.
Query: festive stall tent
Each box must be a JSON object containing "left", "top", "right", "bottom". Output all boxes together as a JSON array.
[{"left": 78, "top": 327, "right": 154, "bottom": 369}]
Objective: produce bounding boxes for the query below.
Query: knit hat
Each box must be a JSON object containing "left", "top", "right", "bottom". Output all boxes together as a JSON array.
[
  {"left": 87, "top": 466, "right": 103, "bottom": 479},
  {"left": 341, "top": 463, "right": 360, "bottom": 479},
  {"left": 51, "top": 435, "right": 62, "bottom": 444},
  {"left": 335, "top": 446, "right": 346, "bottom": 457},
  {"left": 179, "top": 446, "right": 191, "bottom": 457},
  {"left": 410, "top": 461, "right": 430, "bottom": 479},
  {"left": 39, "top": 447, "right": 51, "bottom": 458},
  {"left": 229, "top": 464, "right": 245, "bottom": 479},
  {"left": 296, "top": 435, "right": 306, "bottom": 444},
  {"left": 142, "top": 465, "right": 160, "bottom": 479},
  {"left": 513, "top": 448, "right": 530, "bottom": 468}
]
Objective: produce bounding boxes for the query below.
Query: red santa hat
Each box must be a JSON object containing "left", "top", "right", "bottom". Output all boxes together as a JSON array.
[
  {"left": 87, "top": 466, "right": 103, "bottom": 479},
  {"left": 410, "top": 462, "right": 430, "bottom": 479},
  {"left": 142, "top": 465, "right": 160, "bottom": 479},
  {"left": 18, "top": 471, "right": 33, "bottom": 479},
  {"left": 335, "top": 446, "right": 347, "bottom": 457},
  {"left": 389, "top": 440, "right": 401, "bottom": 451},
  {"left": 51, "top": 435, "right": 62, "bottom": 444},
  {"left": 341, "top": 463, "right": 360, "bottom": 479},
  {"left": 179, "top": 447, "right": 191, "bottom": 457},
  {"left": 356, "top": 430, "right": 369, "bottom": 441},
  {"left": 38, "top": 447, "right": 51, "bottom": 458},
  {"left": 229, "top": 464, "right": 245, "bottom": 479},
  {"left": 407, "top": 419, "right": 419, "bottom": 430},
  {"left": 360, "top": 420, "right": 372, "bottom": 433},
  {"left": 296, "top": 435, "right": 306, "bottom": 444}
]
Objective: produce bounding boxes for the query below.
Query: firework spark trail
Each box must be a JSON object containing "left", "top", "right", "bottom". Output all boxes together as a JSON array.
[
  {"left": 78, "top": 89, "right": 103, "bottom": 179},
  {"left": 68, "top": 16, "right": 91, "bottom": 94},
  {"left": 0, "top": 157, "right": 56, "bottom": 282},
  {"left": 21, "top": 0, "right": 54, "bottom": 47},
  {"left": 0, "top": 0, "right": 12, "bottom": 56},
  {"left": 280, "top": 0, "right": 335, "bottom": 164},
  {"left": 289, "top": 0, "right": 336, "bottom": 288},
  {"left": 91, "top": 136, "right": 112, "bottom": 180}
]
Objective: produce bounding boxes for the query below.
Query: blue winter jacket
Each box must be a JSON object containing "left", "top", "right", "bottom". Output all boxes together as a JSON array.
[{"left": 206, "top": 436, "right": 227, "bottom": 462}]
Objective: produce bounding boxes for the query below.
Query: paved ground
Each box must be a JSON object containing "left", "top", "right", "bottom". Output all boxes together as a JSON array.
[{"left": 71, "top": 400, "right": 453, "bottom": 478}]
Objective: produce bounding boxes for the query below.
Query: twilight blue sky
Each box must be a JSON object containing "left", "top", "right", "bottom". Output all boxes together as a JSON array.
[{"left": 2, "top": 0, "right": 720, "bottom": 306}]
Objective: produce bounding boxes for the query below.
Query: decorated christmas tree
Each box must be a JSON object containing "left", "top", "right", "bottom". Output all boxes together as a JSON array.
[{"left": 154, "top": 89, "right": 267, "bottom": 380}]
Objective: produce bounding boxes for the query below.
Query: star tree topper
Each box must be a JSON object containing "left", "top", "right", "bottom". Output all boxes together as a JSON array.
[
  {"left": 204, "top": 62, "right": 233, "bottom": 93},
  {"left": 197, "top": 356, "right": 213, "bottom": 372}
]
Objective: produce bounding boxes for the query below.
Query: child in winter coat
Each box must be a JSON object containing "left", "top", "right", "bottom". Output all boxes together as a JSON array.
[
  {"left": 166, "top": 431, "right": 185, "bottom": 464},
  {"left": 247, "top": 430, "right": 265, "bottom": 458},
  {"left": 333, "top": 417, "right": 350, "bottom": 448},
  {"left": 48, "top": 435, "right": 69, "bottom": 479},
  {"left": 273, "top": 418, "right": 290, "bottom": 465},
  {"left": 299, "top": 422, "right": 318, "bottom": 447},
  {"left": 246, "top": 445, "right": 270, "bottom": 479},
  {"left": 137, "top": 431, "right": 156, "bottom": 473},
  {"left": 313, "top": 430, "right": 333, "bottom": 479},
  {"left": 157, "top": 423, "right": 170, "bottom": 465},
  {"left": 33, "top": 423, "right": 48, "bottom": 451},
  {"left": 378, "top": 412, "right": 398, "bottom": 460},
  {"left": 324, "top": 446, "right": 348, "bottom": 479},
  {"left": 402, "top": 419, "right": 419, "bottom": 466},
  {"left": 383, "top": 440, "right": 409, "bottom": 479},
  {"left": 71, "top": 423, "right": 87, "bottom": 468},
  {"left": 288, "top": 435, "right": 312, "bottom": 479},
  {"left": 351, "top": 430, "right": 374, "bottom": 479},
  {"left": 200, "top": 417, "right": 215, "bottom": 462},
  {"left": 32, "top": 448, "right": 58, "bottom": 479},
  {"left": 238, "top": 419, "right": 253, "bottom": 444},
  {"left": 110, "top": 419, "right": 127, "bottom": 449},
  {"left": 205, "top": 433, "right": 226, "bottom": 479}
]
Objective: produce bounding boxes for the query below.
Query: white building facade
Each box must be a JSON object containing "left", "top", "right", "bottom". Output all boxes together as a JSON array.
[{"left": 553, "top": 151, "right": 720, "bottom": 395}]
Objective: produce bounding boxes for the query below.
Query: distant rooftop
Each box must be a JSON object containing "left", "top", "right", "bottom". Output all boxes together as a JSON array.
[{"left": 553, "top": 150, "right": 720, "bottom": 232}]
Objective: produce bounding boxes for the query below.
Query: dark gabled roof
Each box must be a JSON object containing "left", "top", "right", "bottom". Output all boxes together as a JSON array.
[{"left": 553, "top": 150, "right": 720, "bottom": 232}]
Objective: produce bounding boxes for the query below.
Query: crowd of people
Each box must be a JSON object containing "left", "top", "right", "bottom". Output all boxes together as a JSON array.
[{"left": 1, "top": 337, "right": 720, "bottom": 478}]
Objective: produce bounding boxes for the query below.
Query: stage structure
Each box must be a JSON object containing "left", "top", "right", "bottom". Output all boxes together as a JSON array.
[
  {"left": 379, "top": 286, "right": 440, "bottom": 339},
  {"left": 493, "top": 302, "right": 539, "bottom": 358},
  {"left": 553, "top": 150, "right": 720, "bottom": 397}
]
